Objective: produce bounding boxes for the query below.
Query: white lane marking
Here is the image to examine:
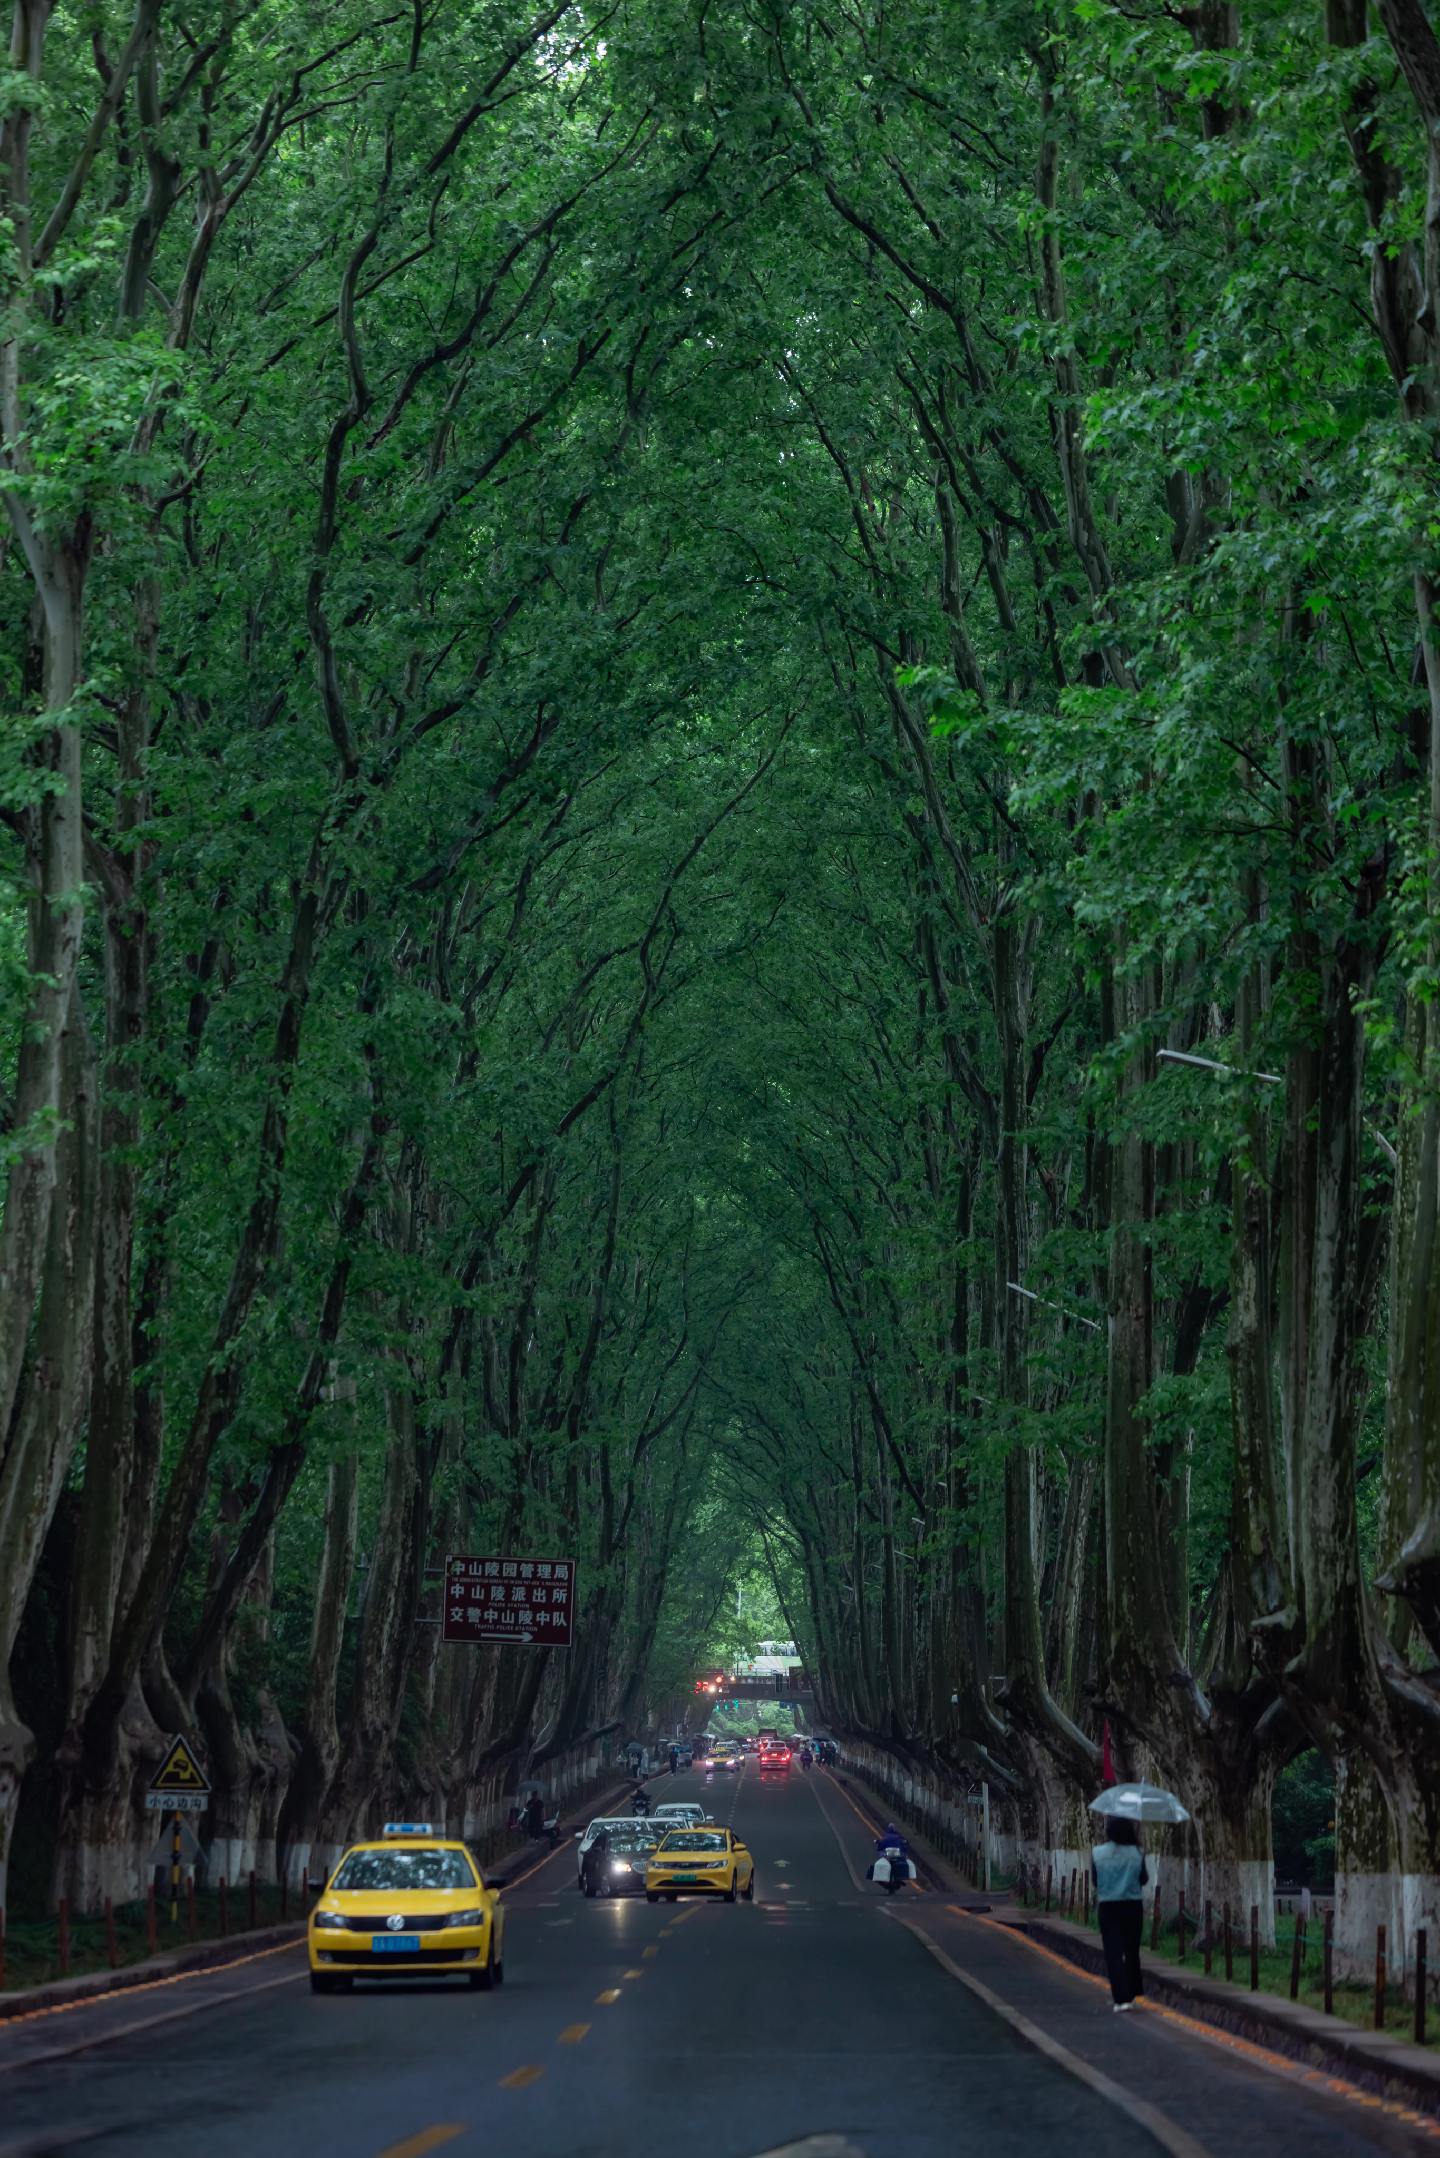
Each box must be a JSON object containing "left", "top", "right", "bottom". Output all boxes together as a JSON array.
[
  {"left": 749, "top": 2141, "right": 866, "bottom": 2158},
  {"left": 805, "top": 1770, "right": 868, "bottom": 1892},
  {"left": 893, "top": 1916, "right": 1208, "bottom": 2158}
]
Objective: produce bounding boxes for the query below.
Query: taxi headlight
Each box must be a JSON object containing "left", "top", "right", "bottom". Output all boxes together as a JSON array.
[
  {"left": 444, "top": 1906, "right": 488, "bottom": 1928},
  {"left": 313, "top": 1910, "right": 347, "bottom": 1930}
]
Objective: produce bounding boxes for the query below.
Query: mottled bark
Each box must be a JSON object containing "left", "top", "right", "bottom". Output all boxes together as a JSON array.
[
  {"left": 0, "top": 986, "right": 97, "bottom": 1903},
  {"left": 278, "top": 1457, "right": 358, "bottom": 1882},
  {"left": 320, "top": 1372, "right": 422, "bottom": 1847}
]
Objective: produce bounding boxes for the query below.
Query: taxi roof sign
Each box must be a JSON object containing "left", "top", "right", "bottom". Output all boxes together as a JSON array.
[
  {"left": 381, "top": 1821, "right": 434, "bottom": 1837},
  {"left": 148, "top": 1734, "right": 211, "bottom": 1798}
]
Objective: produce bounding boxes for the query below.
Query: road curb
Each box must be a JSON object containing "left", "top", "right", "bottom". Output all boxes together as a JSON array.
[
  {"left": 1, "top": 1758, "right": 661, "bottom": 2012},
  {"left": 1015, "top": 1911, "right": 1440, "bottom": 2120},
  {"left": 0, "top": 1762, "right": 670, "bottom": 2012},
  {"left": 0, "top": 1921, "right": 304, "bottom": 2022}
]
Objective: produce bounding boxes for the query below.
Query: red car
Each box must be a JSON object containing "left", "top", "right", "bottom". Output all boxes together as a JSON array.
[{"left": 758, "top": 1745, "right": 792, "bottom": 1771}]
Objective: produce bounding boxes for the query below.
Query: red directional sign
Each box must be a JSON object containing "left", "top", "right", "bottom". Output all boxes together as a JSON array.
[{"left": 442, "top": 1554, "right": 576, "bottom": 1647}]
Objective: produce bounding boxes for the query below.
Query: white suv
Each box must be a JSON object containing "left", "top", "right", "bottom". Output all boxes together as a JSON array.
[{"left": 653, "top": 1802, "right": 712, "bottom": 1829}]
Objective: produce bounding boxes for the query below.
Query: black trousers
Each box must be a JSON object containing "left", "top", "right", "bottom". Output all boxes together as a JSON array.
[{"left": 1098, "top": 1898, "right": 1145, "bottom": 2004}]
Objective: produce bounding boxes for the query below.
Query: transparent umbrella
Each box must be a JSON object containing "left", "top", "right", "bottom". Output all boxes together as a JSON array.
[{"left": 1088, "top": 1781, "right": 1190, "bottom": 1825}]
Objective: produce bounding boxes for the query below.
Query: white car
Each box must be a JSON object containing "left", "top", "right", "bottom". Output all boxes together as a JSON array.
[
  {"left": 575, "top": 1816, "right": 653, "bottom": 1884},
  {"left": 653, "top": 1802, "right": 712, "bottom": 1828}
]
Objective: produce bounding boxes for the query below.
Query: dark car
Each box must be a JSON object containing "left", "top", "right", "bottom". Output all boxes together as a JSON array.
[{"left": 592, "top": 1832, "right": 661, "bottom": 1895}]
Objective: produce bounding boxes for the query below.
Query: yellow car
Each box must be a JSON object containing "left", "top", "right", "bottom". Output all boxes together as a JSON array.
[
  {"left": 645, "top": 1826, "right": 756, "bottom": 1903},
  {"left": 308, "top": 1822, "right": 505, "bottom": 1994}
]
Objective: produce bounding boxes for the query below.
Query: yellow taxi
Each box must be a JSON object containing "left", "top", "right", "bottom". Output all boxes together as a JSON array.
[
  {"left": 308, "top": 1823, "right": 505, "bottom": 1993},
  {"left": 645, "top": 1825, "right": 755, "bottom": 1903}
]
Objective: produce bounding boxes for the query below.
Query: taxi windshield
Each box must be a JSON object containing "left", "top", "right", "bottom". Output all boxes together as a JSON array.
[
  {"left": 661, "top": 1831, "right": 726, "bottom": 1852},
  {"left": 332, "top": 1847, "right": 477, "bottom": 1892}
]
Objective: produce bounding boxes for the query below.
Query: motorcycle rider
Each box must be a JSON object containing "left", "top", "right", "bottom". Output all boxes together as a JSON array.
[
  {"left": 874, "top": 1821, "right": 912, "bottom": 1895},
  {"left": 799, "top": 1744, "right": 813, "bottom": 1769},
  {"left": 631, "top": 1784, "right": 650, "bottom": 1817},
  {"left": 581, "top": 1826, "right": 611, "bottom": 1897}
]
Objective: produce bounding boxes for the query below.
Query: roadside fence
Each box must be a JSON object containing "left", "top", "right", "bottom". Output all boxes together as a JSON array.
[
  {"left": 0, "top": 1873, "right": 296, "bottom": 1994},
  {"left": 1013, "top": 1863, "right": 1435, "bottom": 2048}
]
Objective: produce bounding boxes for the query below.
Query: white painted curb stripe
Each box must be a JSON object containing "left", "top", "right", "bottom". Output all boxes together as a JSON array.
[{"left": 893, "top": 1915, "right": 1208, "bottom": 2158}]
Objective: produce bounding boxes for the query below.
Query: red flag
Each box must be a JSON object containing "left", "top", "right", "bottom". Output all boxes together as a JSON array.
[{"left": 1101, "top": 1718, "right": 1116, "bottom": 1787}]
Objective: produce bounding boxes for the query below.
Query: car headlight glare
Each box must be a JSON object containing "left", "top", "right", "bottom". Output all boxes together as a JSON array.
[
  {"left": 445, "top": 1906, "right": 488, "bottom": 1928},
  {"left": 313, "top": 1910, "right": 347, "bottom": 1930}
]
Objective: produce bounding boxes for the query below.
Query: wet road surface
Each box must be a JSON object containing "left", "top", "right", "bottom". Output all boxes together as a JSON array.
[{"left": 0, "top": 1761, "right": 1430, "bottom": 2158}]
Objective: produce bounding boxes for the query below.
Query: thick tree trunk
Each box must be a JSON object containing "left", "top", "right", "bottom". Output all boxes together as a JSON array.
[
  {"left": 319, "top": 1374, "right": 421, "bottom": 1852},
  {"left": 0, "top": 538, "right": 90, "bottom": 1451},
  {"left": 1333, "top": 1751, "right": 1401, "bottom": 1983},
  {"left": 279, "top": 1456, "right": 358, "bottom": 1887},
  {"left": 80, "top": 875, "right": 325, "bottom": 1786},
  {"left": 68, "top": 879, "right": 149, "bottom": 1733},
  {"left": 0, "top": 986, "right": 97, "bottom": 1905},
  {"left": 995, "top": 919, "right": 1096, "bottom": 1782}
]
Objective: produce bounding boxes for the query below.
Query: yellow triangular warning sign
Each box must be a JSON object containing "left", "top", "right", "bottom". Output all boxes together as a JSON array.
[{"left": 149, "top": 1735, "right": 211, "bottom": 1795}]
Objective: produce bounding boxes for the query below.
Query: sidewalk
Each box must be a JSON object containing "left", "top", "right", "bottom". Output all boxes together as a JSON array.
[
  {"left": 1014, "top": 1908, "right": 1440, "bottom": 2121},
  {"left": 908, "top": 1899, "right": 1438, "bottom": 2158},
  {"left": 830, "top": 1755, "right": 1440, "bottom": 2127}
]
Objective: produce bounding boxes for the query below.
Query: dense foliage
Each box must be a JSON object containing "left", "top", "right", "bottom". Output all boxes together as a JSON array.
[{"left": 1, "top": 0, "right": 1439, "bottom": 1980}]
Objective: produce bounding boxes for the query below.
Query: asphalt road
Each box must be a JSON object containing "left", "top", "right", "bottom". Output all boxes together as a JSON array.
[{"left": 0, "top": 1762, "right": 1431, "bottom": 2158}]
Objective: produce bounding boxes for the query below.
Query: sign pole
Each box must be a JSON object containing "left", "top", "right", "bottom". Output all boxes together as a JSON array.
[
  {"left": 171, "top": 1811, "right": 181, "bottom": 1926},
  {"left": 982, "top": 1781, "right": 991, "bottom": 1894}
]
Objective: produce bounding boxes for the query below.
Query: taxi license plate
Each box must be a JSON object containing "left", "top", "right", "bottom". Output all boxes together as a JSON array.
[
  {"left": 669, "top": 1874, "right": 699, "bottom": 1884},
  {"left": 371, "top": 1934, "right": 419, "bottom": 1952}
]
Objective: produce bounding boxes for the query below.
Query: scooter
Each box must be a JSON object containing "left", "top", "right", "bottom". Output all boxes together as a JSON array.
[{"left": 869, "top": 1845, "right": 914, "bottom": 1895}]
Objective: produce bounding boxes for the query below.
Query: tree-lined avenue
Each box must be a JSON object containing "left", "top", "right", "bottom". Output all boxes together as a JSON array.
[{"left": 0, "top": 1764, "right": 1419, "bottom": 2158}]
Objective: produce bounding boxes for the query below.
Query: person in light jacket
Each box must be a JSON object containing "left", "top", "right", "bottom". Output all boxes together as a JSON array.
[{"left": 1091, "top": 1816, "right": 1148, "bottom": 2009}]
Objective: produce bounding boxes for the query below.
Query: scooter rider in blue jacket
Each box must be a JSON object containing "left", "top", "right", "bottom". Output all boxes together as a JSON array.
[{"left": 874, "top": 1823, "right": 912, "bottom": 1893}]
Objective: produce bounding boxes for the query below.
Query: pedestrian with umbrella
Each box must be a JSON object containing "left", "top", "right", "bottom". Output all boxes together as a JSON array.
[{"left": 1088, "top": 1783, "right": 1190, "bottom": 2013}]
